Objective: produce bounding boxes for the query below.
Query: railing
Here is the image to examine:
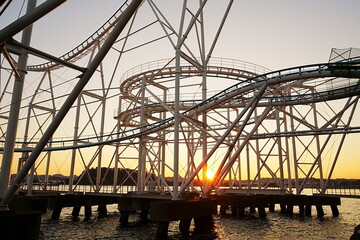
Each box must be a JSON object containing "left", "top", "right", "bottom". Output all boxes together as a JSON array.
[
  {"left": 120, "top": 57, "right": 271, "bottom": 84},
  {"left": 20, "top": 184, "right": 137, "bottom": 194},
  {"left": 311, "top": 187, "right": 360, "bottom": 197}
]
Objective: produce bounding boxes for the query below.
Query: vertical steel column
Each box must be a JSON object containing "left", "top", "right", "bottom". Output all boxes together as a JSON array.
[
  {"left": 68, "top": 96, "right": 81, "bottom": 194},
  {"left": 276, "top": 108, "right": 285, "bottom": 189},
  {"left": 199, "top": 0, "right": 208, "bottom": 193},
  {"left": 96, "top": 62, "right": 106, "bottom": 192},
  {"left": 289, "top": 105, "right": 300, "bottom": 194},
  {"left": 283, "top": 109, "right": 292, "bottom": 193},
  {"left": 254, "top": 108, "right": 261, "bottom": 189},
  {"left": 137, "top": 77, "right": 146, "bottom": 192},
  {"left": 160, "top": 91, "right": 167, "bottom": 192},
  {"left": 0, "top": 0, "right": 143, "bottom": 208},
  {"left": 237, "top": 109, "right": 242, "bottom": 189},
  {"left": 172, "top": 0, "right": 187, "bottom": 200},
  {"left": 0, "top": 0, "right": 37, "bottom": 199},
  {"left": 113, "top": 96, "right": 122, "bottom": 193},
  {"left": 312, "top": 100, "right": 323, "bottom": 189},
  {"left": 246, "top": 143, "right": 251, "bottom": 189}
]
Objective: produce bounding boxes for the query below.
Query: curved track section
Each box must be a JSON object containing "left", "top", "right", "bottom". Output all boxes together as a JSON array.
[
  {"left": 3, "top": 60, "right": 360, "bottom": 152},
  {"left": 116, "top": 57, "right": 271, "bottom": 125},
  {"left": 26, "top": 1, "right": 130, "bottom": 71}
]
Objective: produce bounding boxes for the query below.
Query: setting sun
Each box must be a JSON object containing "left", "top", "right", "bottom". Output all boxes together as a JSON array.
[{"left": 206, "top": 170, "right": 215, "bottom": 180}]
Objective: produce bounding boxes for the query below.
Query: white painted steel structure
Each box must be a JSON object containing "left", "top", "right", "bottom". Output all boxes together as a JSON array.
[{"left": 0, "top": 0, "right": 360, "bottom": 208}]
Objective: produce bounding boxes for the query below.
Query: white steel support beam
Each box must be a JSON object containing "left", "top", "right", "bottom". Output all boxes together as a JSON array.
[
  {"left": 68, "top": 96, "right": 81, "bottom": 194},
  {"left": 0, "top": 0, "right": 143, "bottom": 208},
  {"left": 0, "top": 0, "right": 66, "bottom": 44},
  {"left": 312, "top": 98, "right": 323, "bottom": 190},
  {"left": 290, "top": 105, "right": 300, "bottom": 194},
  {"left": 137, "top": 77, "right": 146, "bottom": 192},
  {"left": 254, "top": 108, "right": 261, "bottom": 189},
  {"left": 283, "top": 111, "right": 292, "bottom": 193},
  {"left": 275, "top": 108, "right": 285, "bottom": 189},
  {"left": 215, "top": 105, "right": 273, "bottom": 189},
  {"left": 322, "top": 96, "right": 359, "bottom": 193},
  {"left": 178, "top": 84, "right": 268, "bottom": 197},
  {"left": 200, "top": 1, "right": 208, "bottom": 191},
  {"left": 172, "top": 0, "right": 187, "bottom": 200},
  {"left": 0, "top": 0, "right": 37, "bottom": 199}
]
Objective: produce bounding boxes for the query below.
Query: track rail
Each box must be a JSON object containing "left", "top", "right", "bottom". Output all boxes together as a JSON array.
[
  {"left": 2, "top": 60, "right": 359, "bottom": 152},
  {"left": 26, "top": 1, "right": 130, "bottom": 71}
]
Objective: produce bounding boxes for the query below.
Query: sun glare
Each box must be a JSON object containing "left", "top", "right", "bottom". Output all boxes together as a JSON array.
[{"left": 206, "top": 170, "right": 215, "bottom": 180}]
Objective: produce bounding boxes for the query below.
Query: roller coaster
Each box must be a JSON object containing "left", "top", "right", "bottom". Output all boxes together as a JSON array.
[{"left": 0, "top": 0, "right": 359, "bottom": 207}]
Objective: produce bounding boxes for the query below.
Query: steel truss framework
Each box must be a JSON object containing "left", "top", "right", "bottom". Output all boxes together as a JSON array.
[{"left": 0, "top": 0, "right": 360, "bottom": 206}]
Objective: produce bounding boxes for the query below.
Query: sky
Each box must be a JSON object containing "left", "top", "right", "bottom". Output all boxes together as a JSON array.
[{"left": 1, "top": 0, "right": 360, "bottom": 179}]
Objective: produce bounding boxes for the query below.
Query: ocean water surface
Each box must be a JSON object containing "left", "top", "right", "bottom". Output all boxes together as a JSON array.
[{"left": 39, "top": 197, "right": 360, "bottom": 240}]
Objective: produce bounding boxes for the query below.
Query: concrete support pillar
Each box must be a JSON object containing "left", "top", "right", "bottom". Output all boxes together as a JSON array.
[
  {"left": 299, "top": 205, "right": 305, "bottom": 216},
  {"left": 250, "top": 207, "right": 256, "bottom": 213},
  {"left": 230, "top": 206, "right": 238, "bottom": 216},
  {"left": 51, "top": 207, "right": 62, "bottom": 220},
  {"left": 84, "top": 206, "right": 92, "bottom": 220},
  {"left": 268, "top": 203, "right": 275, "bottom": 212},
  {"left": 119, "top": 210, "right": 130, "bottom": 227},
  {"left": 238, "top": 207, "right": 245, "bottom": 217},
  {"left": 258, "top": 207, "right": 266, "bottom": 218},
  {"left": 72, "top": 206, "right": 81, "bottom": 220},
  {"left": 280, "top": 204, "right": 287, "bottom": 214},
  {"left": 156, "top": 221, "right": 169, "bottom": 240},
  {"left": 97, "top": 204, "right": 107, "bottom": 218},
  {"left": 219, "top": 205, "right": 227, "bottom": 215},
  {"left": 179, "top": 218, "right": 192, "bottom": 235},
  {"left": 286, "top": 205, "right": 294, "bottom": 216},
  {"left": 194, "top": 215, "right": 213, "bottom": 234},
  {"left": 330, "top": 205, "right": 339, "bottom": 217},
  {"left": 305, "top": 205, "right": 312, "bottom": 217},
  {"left": 316, "top": 205, "right": 325, "bottom": 218},
  {"left": 139, "top": 209, "right": 149, "bottom": 223}
]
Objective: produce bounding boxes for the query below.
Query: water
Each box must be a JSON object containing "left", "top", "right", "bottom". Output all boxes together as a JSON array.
[{"left": 39, "top": 197, "right": 360, "bottom": 240}]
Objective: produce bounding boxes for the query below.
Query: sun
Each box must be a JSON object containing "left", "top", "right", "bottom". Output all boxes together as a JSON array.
[{"left": 206, "top": 170, "right": 215, "bottom": 181}]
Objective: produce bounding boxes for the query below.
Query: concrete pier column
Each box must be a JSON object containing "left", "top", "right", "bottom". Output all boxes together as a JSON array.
[
  {"left": 238, "top": 207, "right": 245, "bottom": 217},
  {"left": 97, "top": 204, "right": 107, "bottom": 218},
  {"left": 156, "top": 221, "right": 169, "bottom": 240},
  {"left": 51, "top": 207, "right": 62, "bottom": 220},
  {"left": 258, "top": 207, "right": 266, "bottom": 218},
  {"left": 305, "top": 205, "right": 312, "bottom": 217},
  {"left": 330, "top": 205, "right": 339, "bottom": 217},
  {"left": 230, "top": 206, "right": 238, "bottom": 216},
  {"left": 316, "top": 205, "right": 324, "bottom": 218},
  {"left": 84, "top": 206, "right": 92, "bottom": 220},
  {"left": 139, "top": 209, "right": 149, "bottom": 223},
  {"left": 298, "top": 205, "right": 305, "bottom": 216},
  {"left": 220, "top": 205, "right": 227, "bottom": 215},
  {"left": 72, "top": 206, "right": 81, "bottom": 220},
  {"left": 194, "top": 215, "right": 213, "bottom": 234},
  {"left": 179, "top": 218, "right": 192, "bottom": 235},
  {"left": 119, "top": 210, "right": 130, "bottom": 227},
  {"left": 286, "top": 205, "right": 294, "bottom": 216},
  {"left": 268, "top": 203, "right": 275, "bottom": 212},
  {"left": 250, "top": 207, "right": 256, "bottom": 213},
  {"left": 280, "top": 204, "right": 287, "bottom": 214}
]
